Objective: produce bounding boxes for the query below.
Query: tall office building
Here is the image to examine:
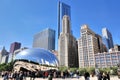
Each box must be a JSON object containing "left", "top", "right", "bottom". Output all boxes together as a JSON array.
[
  {"left": 78, "top": 25, "right": 99, "bottom": 68},
  {"left": 0, "top": 47, "right": 9, "bottom": 64},
  {"left": 102, "top": 28, "right": 114, "bottom": 50},
  {"left": 58, "top": 15, "right": 78, "bottom": 67},
  {"left": 9, "top": 42, "right": 21, "bottom": 54},
  {"left": 95, "top": 34, "right": 107, "bottom": 53},
  {"left": 33, "top": 28, "right": 55, "bottom": 51},
  {"left": 58, "top": 2, "right": 71, "bottom": 38}
]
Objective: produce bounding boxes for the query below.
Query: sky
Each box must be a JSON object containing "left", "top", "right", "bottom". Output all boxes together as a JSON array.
[{"left": 0, "top": 0, "right": 120, "bottom": 51}]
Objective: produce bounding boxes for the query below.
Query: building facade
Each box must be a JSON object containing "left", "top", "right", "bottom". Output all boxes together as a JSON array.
[
  {"left": 33, "top": 28, "right": 55, "bottom": 51},
  {"left": 9, "top": 42, "right": 21, "bottom": 54},
  {"left": 0, "top": 47, "right": 9, "bottom": 64},
  {"left": 1, "top": 55, "right": 9, "bottom": 64},
  {"left": 95, "top": 51, "right": 120, "bottom": 68},
  {"left": 78, "top": 25, "right": 101, "bottom": 68},
  {"left": 102, "top": 28, "right": 114, "bottom": 50},
  {"left": 114, "top": 44, "right": 120, "bottom": 51},
  {"left": 58, "top": 15, "right": 78, "bottom": 67}
]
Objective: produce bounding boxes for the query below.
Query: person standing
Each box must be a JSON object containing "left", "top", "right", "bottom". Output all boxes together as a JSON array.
[
  {"left": 19, "top": 71, "right": 24, "bottom": 80},
  {"left": 102, "top": 72, "right": 107, "bottom": 80},
  {"left": 106, "top": 72, "right": 110, "bottom": 80},
  {"left": 48, "top": 72, "right": 53, "bottom": 80},
  {"left": 84, "top": 72, "right": 90, "bottom": 80},
  {"left": 97, "top": 72, "right": 102, "bottom": 80},
  {"left": 3, "top": 71, "right": 8, "bottom": 80}
]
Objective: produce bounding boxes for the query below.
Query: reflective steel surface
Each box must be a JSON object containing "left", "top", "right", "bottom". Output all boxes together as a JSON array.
[{"left": 14, "top": 48, "right": 58, "bottom": 66}]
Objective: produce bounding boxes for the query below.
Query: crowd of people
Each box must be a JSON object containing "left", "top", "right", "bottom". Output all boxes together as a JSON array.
[
  {"left": 96, "top": 72, "right": 110, "bottom": 80},
  {"left": 0, "top": 69, "right": 111, "bottom": 80},
  {"left": 0, "top": 69, "right": 75, "bottom": 80},
  {"left": 83, "top": 71, "right": 110, "bottom": 80}
]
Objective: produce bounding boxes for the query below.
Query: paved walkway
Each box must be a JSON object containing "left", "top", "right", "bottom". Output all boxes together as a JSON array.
[
  {"left": 0, "top": 76, "right": 120, "bottom": 80},
  {"left": 26, "top": 76, "right": 120, "bottom": 80}
]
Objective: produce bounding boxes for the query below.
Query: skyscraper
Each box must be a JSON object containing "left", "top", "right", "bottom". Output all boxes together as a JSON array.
[
  {"left": 61, "top": 2, "right": 71, "bottom": 19},
  {"left": 33, "top": 28, "right": 55, "bottom": 51},
  {"left": 95, "top": 34, "right": 107, "bottom": 53},
  {"left": 58, "top": 15, "right": 78, "bottom": 67},
  {"left": 78, "top": 25, "right": 99, "bottom": 68},
  {"left": 58, "top": 2, "right": 71, "bottom": 38},
  {"left": 9, "top": 42, "right": 21, "bottom": 54},
  {"left": 0, "top": 47, "right": 9, "bottom": 64},
  {"left": 102, "top": 28, "right": 114, "bottom": 50}
]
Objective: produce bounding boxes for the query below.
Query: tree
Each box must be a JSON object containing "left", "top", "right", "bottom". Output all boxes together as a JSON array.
[
  {"left": 58, "top": 66, "right": 68, "bottom": 72},
  {"left": 0, "top": 62, "right": 13, "bottom": 71},
  {"left": 78, "top": 68, "right": 86, "bottom": 76}
]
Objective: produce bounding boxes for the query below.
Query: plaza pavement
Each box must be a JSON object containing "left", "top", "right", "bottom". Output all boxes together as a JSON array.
[
  {"left": 30, "top": 76, "right": 119, "bottom": 80},
  {"left": 1, "top": 76, "right": 119, "bottom": 80}
]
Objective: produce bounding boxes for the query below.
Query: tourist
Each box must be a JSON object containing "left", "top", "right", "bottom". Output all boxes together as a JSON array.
[
  {"left": 102, "top": 72, "right": 107, "bottom": 80},
  {"left": 84, "top": 72, "right": 90, "bottom": 80},
  {"left": 97, "top": 72, "right": 102, "bottom": 80},
  {"left": 19, "top": 71, "right": 24, "bottom": 80},
  {"left": 106, "top": 72, "right": 110, "bottom": 80}
]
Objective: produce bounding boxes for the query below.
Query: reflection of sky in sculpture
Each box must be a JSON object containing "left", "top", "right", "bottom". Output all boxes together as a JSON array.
[{"left": 14, "top": 48, "right": 58, "bottom": 66}]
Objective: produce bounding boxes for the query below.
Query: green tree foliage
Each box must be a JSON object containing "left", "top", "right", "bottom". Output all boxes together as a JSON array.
[
  {"left": 69, "top": 68, "right": 77, "bottom": 73},
  {"left": 58, "top": 66, "right": 118, "bottom": 76},
  {"left": 78, "top": 68, "right": 86, "bottom": 76},
  {"left": 99, "top": 67, "right": 118, "bottom": 75},
  {"left": 58, "top": 66, "right": 68, "bottom": 72},
  {"left": 0, "top": 62, "right": 13, "bottom": 71},
  {"left": 111, "top": 66, "right": 118, "bottom": 75},
  {"left": 86, "top": 67, "right": 95, "bottom": 74}
]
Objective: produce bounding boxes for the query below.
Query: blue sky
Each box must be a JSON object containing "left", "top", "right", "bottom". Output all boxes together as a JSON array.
[{"left": 0, "top": 0, "right": 120, "bottom": 51}]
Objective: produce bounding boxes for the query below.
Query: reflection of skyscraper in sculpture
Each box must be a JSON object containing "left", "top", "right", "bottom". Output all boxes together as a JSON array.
[
  {"left": 33, "top": 28, "right": 55, "bottom": 51},
  {"left": 102, "top": 28, "right": 114, "bottom": 50},
  {"left": 58, "top": 2, "right": 71, "bottom": 38},
  {"left": 58, "top": 15, "right": 78, "bottom": 67}
]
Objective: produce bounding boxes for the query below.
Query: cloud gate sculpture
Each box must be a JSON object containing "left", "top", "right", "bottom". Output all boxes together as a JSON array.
[{"left": 13, "top": 48, "right": 59, "bottom": 71}]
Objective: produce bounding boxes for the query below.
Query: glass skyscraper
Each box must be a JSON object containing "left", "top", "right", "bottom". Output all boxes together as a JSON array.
[
  {"left": 61, "top": 2, "right": 71, "bottom": 19},
  {"left": 33, "top": 28, "right": 55, "bottom": 51},
  {"left": 58, "top": 2, "right": 71, "bottom": 38},
  {"left": 102, "top": 28, "right": 114, "bottom": 50}
]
